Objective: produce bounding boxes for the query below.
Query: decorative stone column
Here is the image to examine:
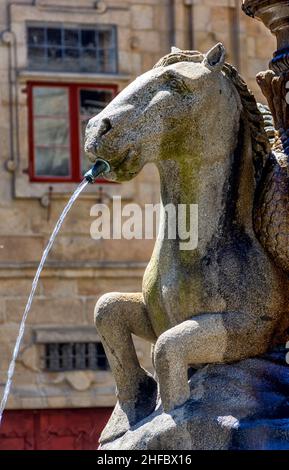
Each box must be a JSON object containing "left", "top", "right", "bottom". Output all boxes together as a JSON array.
[{"left": 242, "top": 0, "right": 289, "bottom": 156}]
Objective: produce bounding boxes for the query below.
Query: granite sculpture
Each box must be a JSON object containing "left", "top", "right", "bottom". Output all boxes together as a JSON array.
[{"left": 84, "top": 1, "right": 289, "bottom": 449}]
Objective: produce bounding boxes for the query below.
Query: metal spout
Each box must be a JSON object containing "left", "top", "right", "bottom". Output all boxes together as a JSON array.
[{"left": 84, "top": 159, "right": 110, "bottom": 184}]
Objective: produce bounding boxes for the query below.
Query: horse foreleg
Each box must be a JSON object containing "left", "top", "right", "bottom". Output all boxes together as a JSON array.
[
  {"left": 94, "top": 292, "right": 157, "bottom": 444},
  {"left": 154, "top": 311, "right": 275, "bottom": 412}
]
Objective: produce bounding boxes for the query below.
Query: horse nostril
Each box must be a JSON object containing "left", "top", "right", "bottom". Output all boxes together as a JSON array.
[
  {"left": 84, "top": 140, "right": 98, "bottom": 157},
  {"left": 99, "top": 118, "right": 112, "bottom": 137}
]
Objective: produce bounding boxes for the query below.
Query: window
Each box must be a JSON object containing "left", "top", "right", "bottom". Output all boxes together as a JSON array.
[
  {"left": 27, "top": 23, "right": 117, "bottom": 73},
  {"left": 44, "top": 342, "right": 109, "bottom": 372},
  {"left": 28, "top": 82, "right": 117, "bottom": 182}
]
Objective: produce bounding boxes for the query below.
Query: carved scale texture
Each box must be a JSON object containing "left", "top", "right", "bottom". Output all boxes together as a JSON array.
[
  {"left": 253, "top": 99, "right": 289, "bottom": 273},
  {"left": 254, "top": 153, "right": 289, "bottom": 272}
]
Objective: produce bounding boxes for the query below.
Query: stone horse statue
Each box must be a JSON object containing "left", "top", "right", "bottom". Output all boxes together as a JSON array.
[{"left": 85, "top": 43, "right": 289, "bottom": 445}]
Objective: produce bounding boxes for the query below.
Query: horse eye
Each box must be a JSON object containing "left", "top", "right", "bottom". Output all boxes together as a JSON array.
[
  {"left": 170, "top": 78, "right": 180, "bottom": 88},
  {"left": 163, "top": 74, "right": 188, "bottom": 93},
  {"left": 171, "top": 78, "right": 189, "bottom": 94}
]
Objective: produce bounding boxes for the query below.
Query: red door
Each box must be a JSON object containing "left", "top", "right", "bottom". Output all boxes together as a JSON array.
[{"left": 0, "top": 408, "right": 112, "bottom": 450}]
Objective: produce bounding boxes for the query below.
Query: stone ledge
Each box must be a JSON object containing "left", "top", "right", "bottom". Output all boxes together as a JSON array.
[
  {"left": 0, "top": 261, "right": 147, "bottom": 279},
  {"left": 18, "top": 70, "right": 131, "bottom": 85},
  {"left": 34, "top": 326, "right": 99, "bottom": 343}
]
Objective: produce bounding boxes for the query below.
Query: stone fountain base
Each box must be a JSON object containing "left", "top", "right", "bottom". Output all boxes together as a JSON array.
[{"left": 100, "top": 348, "right": 289, "bottom": 450}]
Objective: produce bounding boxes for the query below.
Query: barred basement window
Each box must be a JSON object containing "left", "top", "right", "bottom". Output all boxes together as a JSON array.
[
  {"left": 27, "top": 23, "right": 117, "bottom": 73},
  {"left": 44, "top": 342, "right": 109, "bottom": 372}
]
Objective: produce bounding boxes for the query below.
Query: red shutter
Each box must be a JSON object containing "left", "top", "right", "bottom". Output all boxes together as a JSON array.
[{"left": 0, "top": 408, "right": 112, "bottom": 450}]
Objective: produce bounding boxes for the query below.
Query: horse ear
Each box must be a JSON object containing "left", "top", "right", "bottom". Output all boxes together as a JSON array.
[{"left": 203, "top": 43, "right": 226, "bottom": 71}]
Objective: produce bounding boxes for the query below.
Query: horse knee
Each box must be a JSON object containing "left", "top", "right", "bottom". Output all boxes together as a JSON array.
[
  {"left": 94, "top": 292, "right": 121, "bottom": 332},
  {"left": 154, "top": 330, "right": 181, "bottom": 373}
]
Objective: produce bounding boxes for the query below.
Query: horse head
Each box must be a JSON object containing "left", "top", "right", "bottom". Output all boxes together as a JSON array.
[{"left": 84, "top": 43, "right": 243, "bottom": 183}]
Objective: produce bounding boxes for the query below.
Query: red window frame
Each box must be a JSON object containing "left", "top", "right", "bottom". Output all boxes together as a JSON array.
[{"left": 27, "top": 81, "right": 118, "bottom": 183}]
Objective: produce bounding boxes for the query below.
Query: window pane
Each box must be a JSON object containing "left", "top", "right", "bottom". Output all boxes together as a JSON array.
[
  {"left": 47, "top": 28, "right": 62, "bottom": 45},
  {"left": 28, "top": 47, "right": 46, "bottom": 68},
  {"left": 98, "top": 49, "right": 116, "bottom": 73},
  {"left": 98, "top": 30, "right": 113, "bottom": 49},
  {"left": 47, "top": 46, "right": 63, "bottom": 68},
  {"left": 32, "top": 86, "right": 71, "bottom": 179},
  {"left": 64, "top": 29, "right": 79, "bottom": 47},
  {"left": 79, "top": 88, "right": 114, "bottom": 174},
  {"left": 75, "top": 344, "right": 86, "bottom": 369},
  {"left": 27, "top": 23, "right": 117, "bottom": 73},
  {"left": 35, "top": 147, "right": 70, "bottom": 177},
  {"left": 81, "top": 49, "right": 96, "bottom": 71},
  {"left": 81, "top": 29, "right": 96, "bottom": 48},
  {"left": 34, "top": 118, "right": 69, "bottom": 146},
  {"left": 44, "top": 342, "right": 108, "bottom": 371},
  {"left": 64, "top": 48, "right": 80, "bottom": 70},
  {"left": 80, "top": 89, "right": 113, "bottom": 115},
  {"left": 97, "top": 343, "right": 108, "bottom": 370},
  {"left": 28, "top": 27, "right": 45, "bottom": 45},
  {"left": 33, "top": 87, "right": 69, "bottom": 116},
  {"left": 81, "top": 120, "right": 91, "bottom": 174}
]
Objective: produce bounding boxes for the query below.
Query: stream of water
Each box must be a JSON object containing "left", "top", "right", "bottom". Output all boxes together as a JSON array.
[{"left": 0, "top": 179, "right": 88, "bottom": 425}]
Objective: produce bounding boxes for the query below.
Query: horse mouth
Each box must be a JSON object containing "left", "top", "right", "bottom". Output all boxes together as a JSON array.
[
  {"left": 86, "top": 141, "right": 132, "bottom": 172},
  {"left": 114, "top": 149, "right": 132, "bottom": 169}
]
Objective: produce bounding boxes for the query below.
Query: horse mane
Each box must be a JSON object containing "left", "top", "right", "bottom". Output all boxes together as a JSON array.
[{"left": 154, "top": 51, "right": 271, "bottom": 182}]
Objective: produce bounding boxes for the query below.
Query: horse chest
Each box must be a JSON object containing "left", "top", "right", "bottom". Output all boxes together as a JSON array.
[{"left": 142, "top": 254, "right": 217, "bottom": 336}]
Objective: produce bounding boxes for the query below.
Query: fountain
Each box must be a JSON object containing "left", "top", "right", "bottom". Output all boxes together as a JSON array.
[
  {"left": 81, "top": 2, "right": 289, "bottom": 451},
  {"left": 0, "top": 159, "right": 110, "bottom": 426},
  {"left": 1, "top": 0, "right": 289, "bottom": 450}
]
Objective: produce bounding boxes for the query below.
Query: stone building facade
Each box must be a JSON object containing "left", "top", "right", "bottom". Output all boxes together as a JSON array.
[{"left": 0, "top": 0, "right": 275, "bottom": 449}]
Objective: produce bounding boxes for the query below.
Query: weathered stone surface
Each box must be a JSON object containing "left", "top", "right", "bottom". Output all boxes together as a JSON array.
[
  {"left": 0, "top": 236, "right": 44, "bottom": 263},
  {"left": 0, "top": 279, "right": 41, "bottom": 297},
  {"left": 86, "top": 43, "right": 289, "bottom": 445},
  {"left": 19, "top": 345, "right": 39, "bottom": 372},
  {"left": 6, "top": 298, "right": 85, "bottom": 324},
  {"left": 131, "top": 5, "right": 154, "bottom": 30},
  {"left": 101, "top": 348, "right": 289, "bottom": 450},
  {"left": 33, "top": 326, "right": 98, "bottom": 343},
  {"left": 64, "top": 371, "right": 94, "bottom": 391},
  {"left": 0, "top": 298, "right": 5, "bottom": 324},
  {"left": 48, "top": 236, "right": 153, "bottom": 263},
  {"left": 78, "top": 278, "right": 140, "bottom": 296},
  {"left": 134, "top": 31, "right": 160, "bottom": 52},
  {"left": 41, "top": 279, "right": 77, "bottom": 298}
]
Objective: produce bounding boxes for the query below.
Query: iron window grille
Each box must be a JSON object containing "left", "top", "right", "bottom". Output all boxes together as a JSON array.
[
  {"left": 27, "top": 23, "right": 118, "bottom": 73},
  {"left": 44, "top": 342, "right": 109, "bottom": 372}
]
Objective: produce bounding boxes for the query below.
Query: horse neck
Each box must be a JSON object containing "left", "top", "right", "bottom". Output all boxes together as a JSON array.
[{"left": 157, "top": 117, "right": 255, "bottom": 257}]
